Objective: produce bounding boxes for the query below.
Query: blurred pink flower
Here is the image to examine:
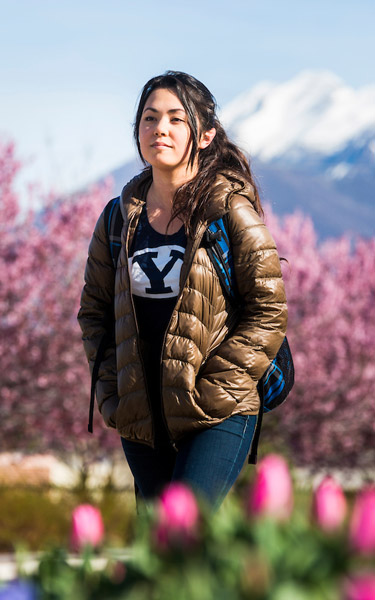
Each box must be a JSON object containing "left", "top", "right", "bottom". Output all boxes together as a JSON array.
[
  {"left": 343, "top": 573, "right": 375, "bottom": 600},
  {"left": 312, "top": 476, "right": 347, "bottom": 531},
  {"left": 110, "top": 561, "right": 127, "bottom": 584},
  {"left": 70, "top": 504, "right": 105, "bottom": 551},
  {"left": 349, "top": 487, "right": 375, "bottom": 555},
  {"left": 247, "top": 454, "right": 293, "bottom": 520},
  {"left": 154, "top": 483, "right": 199, "bottom": 550}
]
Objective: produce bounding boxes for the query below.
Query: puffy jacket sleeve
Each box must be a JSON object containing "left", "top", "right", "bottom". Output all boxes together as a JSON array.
[
  {"left": 77, "top": 209, "right": 119, "bottom": 427},
  {"left": 195, "top": 194, "right": 287, "bottom": 409}
]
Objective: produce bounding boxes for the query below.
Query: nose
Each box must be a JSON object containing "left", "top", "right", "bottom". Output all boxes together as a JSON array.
[{"left": 154, "top": 116, "right": 168, "bottom": 136}]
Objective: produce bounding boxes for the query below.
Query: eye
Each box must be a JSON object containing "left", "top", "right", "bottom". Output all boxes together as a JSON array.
[
  {"left": 144, "top": 115, "right": 155, "bottom": 122},
  {"left": 171, "top": 117, "right": 185, "bottom": 123}
]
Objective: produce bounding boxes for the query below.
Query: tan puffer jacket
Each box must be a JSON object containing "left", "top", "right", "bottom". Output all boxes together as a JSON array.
[{"left": 78, "top": 170, "right": 287, "bottom": 447}]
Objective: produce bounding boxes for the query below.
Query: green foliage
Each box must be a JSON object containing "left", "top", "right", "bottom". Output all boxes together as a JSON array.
[
  {"left": 8, "top": 493, "right": 362, "bottom": 600},
  {"left": 0, "top": 487, "right": 136, "bottom": 552},
  {"left": 2, "top": 477, "right": 374, "bottom": 599}
]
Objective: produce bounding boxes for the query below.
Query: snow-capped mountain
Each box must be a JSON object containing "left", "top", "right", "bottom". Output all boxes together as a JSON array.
[
  {"left": 106, "top": 71, "right": 374, "bottom": 239},
  {"left": 220, "top": 70, "right": 375, "bottom": 180}
]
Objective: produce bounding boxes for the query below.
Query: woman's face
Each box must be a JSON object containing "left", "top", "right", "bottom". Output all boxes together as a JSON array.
[{"left": 138, "top": 87, "right": 196, "bottom": 177}]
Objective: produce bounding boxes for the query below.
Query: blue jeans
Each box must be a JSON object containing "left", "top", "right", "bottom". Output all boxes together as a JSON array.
[{"left": 121, "top": 414, "right": 257, "bottom": 509}]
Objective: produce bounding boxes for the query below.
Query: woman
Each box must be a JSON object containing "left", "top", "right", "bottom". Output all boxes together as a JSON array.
[{"left": 78, "top": 71, "right": 287, "bottom": 508}]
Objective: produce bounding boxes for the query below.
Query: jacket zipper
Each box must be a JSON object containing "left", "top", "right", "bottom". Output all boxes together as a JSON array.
[
  {"left": 125, "top": 206, "right": 155, "bottom": 448},
  {"left": 159, "top": 344, "right": 178, "bottom": 452},
  {"left": 159, "top": 222, "right": 207, "bottom": 452}
]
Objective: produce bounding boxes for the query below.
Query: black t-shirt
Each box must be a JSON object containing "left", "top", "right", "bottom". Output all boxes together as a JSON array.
[
  {"left": 129, "top": 203, "right": 187, "bottom": 347},
  {"left": 128, "top": 202, "right": 187, "bottom": 444}
]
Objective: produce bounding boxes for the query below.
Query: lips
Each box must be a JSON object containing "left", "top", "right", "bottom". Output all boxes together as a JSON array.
[{"left": 151, "top": 142, "right": 171, "bottom": 148}]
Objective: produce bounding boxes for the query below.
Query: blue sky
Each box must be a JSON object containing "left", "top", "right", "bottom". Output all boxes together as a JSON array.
[{"left": 1, "top": 0, "right": 374, "bottom": 197}]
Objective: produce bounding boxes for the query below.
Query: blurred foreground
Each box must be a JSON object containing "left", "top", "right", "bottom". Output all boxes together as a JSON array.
[{"left": 0, "top": 454, "right": 374, "bottom": 599}]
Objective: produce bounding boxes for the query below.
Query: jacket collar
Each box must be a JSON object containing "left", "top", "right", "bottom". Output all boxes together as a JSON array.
[
  {"left": 119, "top": 168, "right": 255, "bottom": 228},
  {"left": 119, "top": 169, "right": 152, "bottom": 222}
]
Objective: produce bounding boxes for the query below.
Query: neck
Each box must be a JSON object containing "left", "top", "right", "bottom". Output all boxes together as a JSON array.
[{"left": 148, "top": 165, "right": 197, "bottom": 210}]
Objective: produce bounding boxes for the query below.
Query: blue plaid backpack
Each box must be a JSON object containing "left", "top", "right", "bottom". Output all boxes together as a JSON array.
[
  {"left": 203, "top": 214, "right": 294, "bottom": 463},
  {"left": 89, "top": 197, "right": 294, "bottom": 464}
]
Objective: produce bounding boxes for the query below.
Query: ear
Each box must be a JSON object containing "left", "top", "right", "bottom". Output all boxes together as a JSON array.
[{"left": 198, "top": 128, "right": 216, "bottom": 150}]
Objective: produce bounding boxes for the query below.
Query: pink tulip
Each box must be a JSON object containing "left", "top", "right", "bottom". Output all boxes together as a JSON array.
[
  {"left": 349, "top": 487, "right": 375, "bottom": 555},
  {"left": 312, "top": 476, "right": 347, "bottom": 531},
  {"left": 154, "top": 483, "right": 199, "bottom": 550},
  {"left": 70, "top": 504, "right": 105, "bottom": 551},
  {"left": 343, "top": 573, "right": 375, "bottom": 600},
  {"left": 247, "top": 454, "right": 293, "bottom": 520}
]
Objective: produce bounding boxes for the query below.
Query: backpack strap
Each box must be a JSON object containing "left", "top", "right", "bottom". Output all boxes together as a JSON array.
[
  {"left": 248, "top": 386, "right": 264, "bottom": 464},
  {"left": 88, "top": 199, "right": 123, "bottom": 433},
  {"left": 205, "top": 214, "right": 237, "bottom": 305},
  {"left": 203, "top": 213, "right": 265, "bottom": 465},
  {"left": 105, "top": 197, "right": 123, "bottom": 267}
]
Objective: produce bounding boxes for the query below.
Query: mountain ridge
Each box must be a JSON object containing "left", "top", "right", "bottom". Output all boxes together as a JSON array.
[
  {"left": 103, "top": 70, "right": 374, "bottom": 239},
  {"left": 220, "top": 70, "right": 375, "bottom": 175}
]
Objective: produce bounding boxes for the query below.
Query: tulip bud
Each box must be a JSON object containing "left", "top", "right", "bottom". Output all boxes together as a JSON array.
[
  {"left": 349, "top": 487, "right": 375, "bottom": 555},
  {"left": 247, "top": 454, "right": 293, "bottom": 520},
  {"left": 343, "top": 573, "right": 375, "bottom": 600},
  {"left": 154, "top": 482, "right": 199, "bottom": 550},
  {"left": 70, "top": 504, "right": 105, "bottom": 552},
  {"left": 312, "top": 476, "right": 347, "bottom": 531}
]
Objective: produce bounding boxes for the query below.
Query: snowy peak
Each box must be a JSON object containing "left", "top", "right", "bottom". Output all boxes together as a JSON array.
[
  {"left": 107, "top": 71, "right": 374, "bottom": 239},
  {"left": 220, "top": 70, "right": 375, "bottom": 175}
]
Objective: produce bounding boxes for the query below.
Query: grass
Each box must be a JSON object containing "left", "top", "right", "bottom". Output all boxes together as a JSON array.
[{"left": 0, "top": 486, "right": 136, "bottom": 553}]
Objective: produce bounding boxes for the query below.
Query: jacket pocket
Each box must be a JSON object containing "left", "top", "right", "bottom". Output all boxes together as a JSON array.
[{"left": 100, "top": 395, "right": 119, "bottom": 429}]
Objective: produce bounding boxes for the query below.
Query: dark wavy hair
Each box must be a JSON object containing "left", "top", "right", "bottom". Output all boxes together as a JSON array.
[{"left": 134, "top": 71, "right": 262, "bottom": 234}]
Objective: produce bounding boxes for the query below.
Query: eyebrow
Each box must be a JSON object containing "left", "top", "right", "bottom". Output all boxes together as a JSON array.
[{"left": 143, "top": 107, "right": 186, "bottom": 114}]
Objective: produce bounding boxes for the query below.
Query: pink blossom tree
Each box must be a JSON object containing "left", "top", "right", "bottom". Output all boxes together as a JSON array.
[
  {"left": 1, "top": 141, "right": 374, "bottom": 471},
  {"left": 265, "top": 209, "right": 375, "bottom": 470},
  {"left": 0, "top": 142, "right": 119, "bottom": 468}
]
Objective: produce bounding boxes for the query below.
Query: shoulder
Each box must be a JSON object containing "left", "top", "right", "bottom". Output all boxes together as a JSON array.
[
  {"left": 228, "top": 193, "right": 263, "bottom": 230},
  {"left": 227, "top": 194, "right": 277, "bottom": 254},
  {"left": 205, "top": 171, "right": 276, "bottom": 254},
  {"left": 91, "top": 197, "right": 120, "bottom": 235},
  {"left": 205, "top": 171, "right": 256, "bottom": 222},
  {"left": 101, "top": 196, "right": 121, "bottom": 222},
  {"left": 120, "top": 170, "right": 152, "bottom": 205},
  {"left": 219, "top": 170, "right": 266, "bottom": 239}
]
